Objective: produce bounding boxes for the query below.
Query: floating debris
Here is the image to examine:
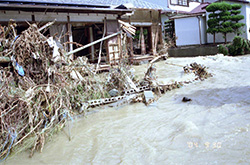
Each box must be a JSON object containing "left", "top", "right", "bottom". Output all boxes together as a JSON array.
[
  {"left": 182, "top": 97, "right": 192, "bottom": 102},
  {"left": 183, "top": 62, "right": 213, "bottom": 80}
]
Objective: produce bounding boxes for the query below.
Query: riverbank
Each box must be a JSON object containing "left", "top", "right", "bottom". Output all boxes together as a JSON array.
[{"left": 6, "top": 54, "right": 250, "bottom": 164}]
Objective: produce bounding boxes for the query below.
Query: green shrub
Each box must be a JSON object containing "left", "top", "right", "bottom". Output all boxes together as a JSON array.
[
  {"left": 218, "top": 44, "right": 229, "bottom": 55},
  {"left": 222, "top": 36, "right": 250, "bottom": 56}
]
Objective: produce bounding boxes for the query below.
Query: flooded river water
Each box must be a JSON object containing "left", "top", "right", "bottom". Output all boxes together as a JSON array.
[{"left": 6, "top": 54, "right": 250, "bottom": 164}]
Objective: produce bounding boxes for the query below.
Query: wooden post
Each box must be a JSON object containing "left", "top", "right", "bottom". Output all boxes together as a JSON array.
[
  {"left": 152, "top": 25, "right": 158, "bottom": 56},
  {"left": 155, "top": 25, "right": 159, "bottom": 55},
  {"left": 129, "top": 16, "right": 134, "bottom": 62},
  {"left": 67, "top": 16, "right": 73, "bottom": 60},
  {"left": 89, "top": 26, "right": 95, "bottom": 62},
  {"left": 140, "top": 27, "right": 146, "bottom": 55},
  {"left": 158, "top": 10, "right": 163, "bottom": 45},
  {"left": 117, "top": 15, "right": 122, "bottom": 63},
  {"left": 151, "top": 26, "right": 155, "bottom": 55}
]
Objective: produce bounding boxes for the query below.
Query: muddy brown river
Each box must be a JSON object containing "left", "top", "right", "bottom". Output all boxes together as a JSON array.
[{"left": 5, "top": 54, "right": 250, "bottom": 164}]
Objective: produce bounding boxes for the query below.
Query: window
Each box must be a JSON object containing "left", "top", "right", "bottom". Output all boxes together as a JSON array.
[{"left": 170, "top": 0, "right": 188, "bottom": 6}]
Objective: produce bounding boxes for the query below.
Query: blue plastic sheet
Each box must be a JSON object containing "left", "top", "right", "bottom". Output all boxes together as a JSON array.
[{"left": 16, "top": 62, "right": 25, "bottom": 76}]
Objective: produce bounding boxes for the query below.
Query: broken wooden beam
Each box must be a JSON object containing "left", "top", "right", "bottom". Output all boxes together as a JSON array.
[
  {"left": 65, "top": 31, "right": 122, "bottom": 56},
  {"left": 118, "top": 20, "right": 136, "bottom": 35},
  {"left": 38, "top": 20, "right": 56, "bottom": 32},
  {"left": 118, "top": 20, "right": 136, "bottom": 30}
]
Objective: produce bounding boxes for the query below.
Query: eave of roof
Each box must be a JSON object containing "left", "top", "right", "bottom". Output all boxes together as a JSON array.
[
  {"left": 0, "top": 3, "right": 132, "bottom": 15},
  {"left": 170, "top": 3, "right": 209, "bottom": 20},
  {"left": 1, "top": 0, "right": 172, "bottom": 11},
  {"left": 170, "top": 13, "right": 206, "bottom": 20}
]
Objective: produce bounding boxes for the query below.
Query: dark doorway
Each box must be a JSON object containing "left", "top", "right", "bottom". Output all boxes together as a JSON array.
[
  {"left": 72, "top": 24, "right": 105, "bottom": 62},
  {"left": 72, "top": 26, "right": 90, "bottom": 57}
]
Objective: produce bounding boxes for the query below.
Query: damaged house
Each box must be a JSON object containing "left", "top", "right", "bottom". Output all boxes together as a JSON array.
[
  {"left": 112, "top": 0, "right": 171, "bottom": 62},
  {"left": 0, "top": 0, "right": 131, "bottom": 65},
  {"left": 0, "top": 0, "right": 170, "bottom": 65}
]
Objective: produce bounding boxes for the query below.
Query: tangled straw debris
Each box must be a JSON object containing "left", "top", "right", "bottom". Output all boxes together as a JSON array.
[{"left": 0, "top": 21, "right": 141, "bottom": 160}]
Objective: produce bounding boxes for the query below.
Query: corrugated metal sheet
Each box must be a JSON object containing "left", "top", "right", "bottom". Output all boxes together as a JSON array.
[{"left": 3, "top": 0, "right": 171, "bottom": 11}]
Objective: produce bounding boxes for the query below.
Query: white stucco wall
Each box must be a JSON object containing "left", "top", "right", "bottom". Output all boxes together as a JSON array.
[
  {"left": 246, "top": 4, "right": 250, "bottom": 40},
  {"left": 206, "top": 1, "right": 248, "bottom": 44},
  {"left": 175, "top": 16, "right": 200, "bottom": 46},
  {"left": 169, "top": 2, "right": 200, "bottom": 12}
]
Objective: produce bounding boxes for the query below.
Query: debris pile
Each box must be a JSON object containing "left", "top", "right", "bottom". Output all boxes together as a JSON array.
[
  {"left": 183, "top": 62, "right": 213, "bottom": 80},
  {"left": 0, "top": 21, "right": 140, "bottom": 160},
  {"left": 0, "top": 22, "right": 76, "bottom": 160},
  {"left": 0, "top": 20, "right": 213, "bottom": 161}
]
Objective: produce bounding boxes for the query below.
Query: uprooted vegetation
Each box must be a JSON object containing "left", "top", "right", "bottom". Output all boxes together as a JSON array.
[{"left": 0, "top": 21, "right": 213, "bottom": 161}]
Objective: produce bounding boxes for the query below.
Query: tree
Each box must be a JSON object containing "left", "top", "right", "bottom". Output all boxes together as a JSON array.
[
  {"left": 206, "top": 3, "right": 220, "bottom": 44},
  {"left": 217, "top": 2, "right": 233, "bottom": 43},
  {"left": 231, "top": 4, "right": 245, "bottom": 35},
  {"left": 206, "top": 2, "right": 245, "bottom": 44}
]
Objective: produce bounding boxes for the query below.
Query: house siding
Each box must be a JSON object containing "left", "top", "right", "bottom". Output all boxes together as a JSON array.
[
  {"left": 246, "top": 4, "right": 250, "bottom": 40},
  {"left": 0, "top": 11, "right": 33, "bottom": 22},
  {"left": 175, "top": 17, "right": 200, "bottom": 46}
]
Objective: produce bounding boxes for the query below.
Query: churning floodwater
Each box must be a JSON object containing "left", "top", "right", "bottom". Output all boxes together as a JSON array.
[{"left": 5, "top": 54, "right": 250, "bottom": 164}]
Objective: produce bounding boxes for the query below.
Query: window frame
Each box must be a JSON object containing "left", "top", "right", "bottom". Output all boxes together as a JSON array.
[{"left": 170, "top": 0, "right": 189, "bottom": 7}]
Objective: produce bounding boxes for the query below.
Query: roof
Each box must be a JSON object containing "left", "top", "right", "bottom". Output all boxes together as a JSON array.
[
  {"left": 0, "top": 0, "right": 132, "bottom": 15},
  {"left": 190, "top": 2, "right": 210, "bottom": 14},
  {"left": 2, "top": 0, "right": 171, "bottom": 11},
  {"left": 170, "top": 3, "right": 209, "bottom": 19},
  {"left": 94, "top": 0, "right": 170, "bottom": 10}
]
